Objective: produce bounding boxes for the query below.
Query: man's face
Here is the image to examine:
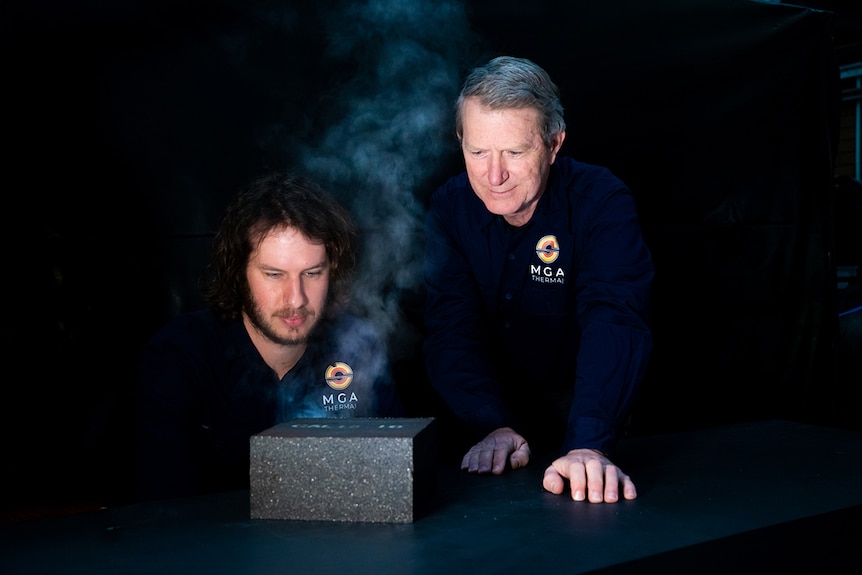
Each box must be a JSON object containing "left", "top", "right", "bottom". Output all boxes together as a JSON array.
[
  {"left": 242, "top": 226, "right": 330, "bottom": 347},
  {"left": 460, "top": 96, "right": 565, "bottom": 227}
]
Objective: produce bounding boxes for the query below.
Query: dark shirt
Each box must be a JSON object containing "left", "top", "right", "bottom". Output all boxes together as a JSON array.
[
  {"left": 423, "top": 157, "right": 653, "bottom": 456},
  {"left": 135, "top": 309, "right": 402, "bottom": 500}
]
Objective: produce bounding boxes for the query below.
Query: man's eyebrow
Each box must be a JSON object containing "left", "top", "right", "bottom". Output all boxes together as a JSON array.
[{"left": 304, "top": 260, "right": 330, "bottom": 271}]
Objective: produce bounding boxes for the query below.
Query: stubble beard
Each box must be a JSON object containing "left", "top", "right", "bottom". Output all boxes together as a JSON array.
[{"left": 244, "top": 294, "right": 325, "bottom": 347}]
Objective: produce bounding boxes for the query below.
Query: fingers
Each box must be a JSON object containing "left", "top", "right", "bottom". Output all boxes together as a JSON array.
[
  {"left": 490, "top": 443, "right": 510, "bottom": 474},
  {"left": 601, "top": 468, "right": 637, "bottom": 502},
  {"left": 601, "top": 461, "right": 619, "bottom": 502},
  {"left": 542, "top": 467, "right": 565, "bottom": 495},
  {"left": 460, "top": 428, "right": 530, "bottom": 474},
  {"left": 459, "top": 434, "right": 638, "bottom": 504},
  {"left": 544, "top": 451, "right": 638, "bottom": 503},
  {"left": 509, "top": 442, "right": 531, "bottom": 470},
  {"left": 461, "top": 443, "right": 521, "bottom": 474},
  {"left": 585, "top": 458, "right": 605, "bottom": 502},
  {"left": 568, "top": 461, "right": 588, "bottom": 501},
  {"left": 622, "top": 475, "right": 638, "bottom": 500},
  {"left": 460, "top": 445, "right": 494, "bottom": 474}
]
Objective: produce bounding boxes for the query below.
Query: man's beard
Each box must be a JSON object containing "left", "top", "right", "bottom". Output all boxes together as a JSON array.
[{"left": 243, "top": 295, "right": 326, "bottom": 347}]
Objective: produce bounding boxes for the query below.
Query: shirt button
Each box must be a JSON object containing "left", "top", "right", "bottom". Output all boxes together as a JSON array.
[
  {"left": 503, "top": 322, "right": 511, "bottom": 329},
  {"left": 508, "top": 253, "right": 515, "bottom": 261},
  {"left": 504, "top": 293, "right": 512, "bottom": 300}
]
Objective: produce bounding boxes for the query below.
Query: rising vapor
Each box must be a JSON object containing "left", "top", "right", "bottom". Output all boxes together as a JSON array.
[{"left": 296, "top": 0, "right": 475, "bottom": 359}]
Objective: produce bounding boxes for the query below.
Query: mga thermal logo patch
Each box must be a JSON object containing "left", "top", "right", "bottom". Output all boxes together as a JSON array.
[
  {"left": 325, "top": 362, "right": 354, "bottom": 390},
  {"left": 535, "top": 235, "right": 560, "bottom": 264},
  {"left": 531, "top": 234, "right": 565, "bottom": 285}
]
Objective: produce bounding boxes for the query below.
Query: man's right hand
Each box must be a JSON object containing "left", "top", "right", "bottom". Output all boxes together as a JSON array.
[{"left": 461, "top": 427, "right": 531, "bottom": 475}]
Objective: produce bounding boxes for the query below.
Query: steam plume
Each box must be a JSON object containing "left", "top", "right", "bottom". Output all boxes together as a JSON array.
[{"left": 296, "top": 0, "right": 474, "bottom": 359}]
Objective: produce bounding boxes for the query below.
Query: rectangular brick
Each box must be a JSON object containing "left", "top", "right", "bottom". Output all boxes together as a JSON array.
[{"left": 250, "top": 417, "right": 436, "bottom": 523}]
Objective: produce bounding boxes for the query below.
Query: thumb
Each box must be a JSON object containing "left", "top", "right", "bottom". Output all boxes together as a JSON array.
[{"left": 510, "top": 442, "right": 531, "bottom": 469}]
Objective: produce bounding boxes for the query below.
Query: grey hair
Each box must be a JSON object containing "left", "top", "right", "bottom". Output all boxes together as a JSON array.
[{"left": 455, "top": 56, "right": 566, "bottom": 148}]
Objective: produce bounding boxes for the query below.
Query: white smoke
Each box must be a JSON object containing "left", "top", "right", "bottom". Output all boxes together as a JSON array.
[{"left": 294, "top": 0, "right": 475, "bottom": 358}]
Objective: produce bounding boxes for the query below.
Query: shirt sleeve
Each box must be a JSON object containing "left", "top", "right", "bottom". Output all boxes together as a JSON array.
[
  {"left": 422, "top": 194, "right": 514, "bottom": 441},
  {"left": 564, "top": 186, "right": 654, "bottom": 456}
]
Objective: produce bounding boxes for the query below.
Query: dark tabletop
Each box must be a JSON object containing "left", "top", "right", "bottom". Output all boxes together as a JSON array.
[{"left": 3, "top": 419, "right": 861, "bottom": 575}]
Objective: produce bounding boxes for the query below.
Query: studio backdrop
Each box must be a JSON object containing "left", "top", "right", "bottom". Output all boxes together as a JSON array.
[{"left": 4, "top": 0, "right": 842, "bottom": 505}]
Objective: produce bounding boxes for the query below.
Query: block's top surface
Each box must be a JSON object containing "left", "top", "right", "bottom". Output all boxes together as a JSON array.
[{"left": 253, "top": 417, "right": 435, "bottom": 440}]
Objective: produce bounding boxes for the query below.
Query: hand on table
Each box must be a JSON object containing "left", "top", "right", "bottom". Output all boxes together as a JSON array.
[
  {"left": 461, "top": 427, "right": 531, "bottom": 475},
  {"left": 543, "top": 448, "right": 637, "bottom": 503}
]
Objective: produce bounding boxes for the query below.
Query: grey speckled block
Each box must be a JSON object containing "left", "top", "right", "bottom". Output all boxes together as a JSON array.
[{"left": 250, "top": 417, "right": 436, "bottom": 523}]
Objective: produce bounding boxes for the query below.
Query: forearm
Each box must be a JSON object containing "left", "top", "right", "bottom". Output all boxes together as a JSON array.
[
  {"left": 564, "top": 320, "right": 653, "bottom": 455},
  {"left": 422, "top": 330, "right": 513, "bottom": 436}
]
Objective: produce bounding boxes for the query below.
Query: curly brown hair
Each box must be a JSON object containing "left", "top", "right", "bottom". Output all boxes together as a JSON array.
[{"left": 200, "top": 172, "right": 359, "bottom": 321}]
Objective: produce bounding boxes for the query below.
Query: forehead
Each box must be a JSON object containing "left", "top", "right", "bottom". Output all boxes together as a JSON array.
[
  {"left": 252, "top": 226, "right": 327, "bottom": 266},
  {"left": 461, "top": 98, "right": 542, "bottom": 144}
]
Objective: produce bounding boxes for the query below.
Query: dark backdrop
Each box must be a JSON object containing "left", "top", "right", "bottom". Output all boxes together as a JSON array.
[{"left": 2, "top": 0, "right": 853, "bottom": 509}]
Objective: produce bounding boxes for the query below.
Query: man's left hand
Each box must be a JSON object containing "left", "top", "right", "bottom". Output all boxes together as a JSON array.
[{"left": 542, "top": 448, "right": 637, "bottom": 503}]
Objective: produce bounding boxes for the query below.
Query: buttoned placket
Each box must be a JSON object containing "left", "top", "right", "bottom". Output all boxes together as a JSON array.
[{"left": 494, "top": 216, "right": 533, "bottom": 332}]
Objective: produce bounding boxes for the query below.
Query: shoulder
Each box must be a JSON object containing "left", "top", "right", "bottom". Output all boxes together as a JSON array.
[
  {"left": 428, "top": 172, "right": 484, "bottom": 213},
  {"left": 546, "top": 157, "right": 635, "bottom": 220},
  {"left": 551, "top": 157, "right": 630, "bottom": 198},
  {"left": 431, "top": 171, "right": 470, "bottom": 198},
  {"left": 426, "top": 172, "right": 491, "bottom": 235},
  {"left": 143, "top": 309, "right": 242, "bottom": 357},
  {"left": 148, "top": 309, "right": 219, "bottom": 341}
]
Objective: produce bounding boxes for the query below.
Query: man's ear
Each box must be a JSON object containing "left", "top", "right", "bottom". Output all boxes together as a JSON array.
[{"left": 550, "top": 130, "right": 566, "bottom": 163}]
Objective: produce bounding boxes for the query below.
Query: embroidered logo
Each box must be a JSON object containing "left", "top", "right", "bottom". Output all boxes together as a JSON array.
[
  {"left": 323, "top": 361, "right": 359, "bottom": 412},
  {"left": 531, "top": 234, "right": 565, "bottom": 285},
  {"left": 535, "top": 235, "right": 560, "bottom": 264},
  {"left": 325, "top": 362, "right": 354, "bottom": 390}
]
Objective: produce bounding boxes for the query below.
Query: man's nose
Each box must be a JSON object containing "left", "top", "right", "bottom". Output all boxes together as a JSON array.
[
  {"left": 487, "top": 155, "right": 508, "bottom": 186},
  {"left": 283, "top": 277, "right": 308, "bottom": 308}
]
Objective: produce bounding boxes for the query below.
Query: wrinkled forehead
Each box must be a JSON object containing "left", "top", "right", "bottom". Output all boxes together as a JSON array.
[{"left": 461, "top": 103, "right": 544, "bottom": 144}]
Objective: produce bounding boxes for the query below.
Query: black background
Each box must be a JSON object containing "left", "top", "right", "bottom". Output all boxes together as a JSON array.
[{"left": 3, "top": 0, "right": 861, "bottom": 511}]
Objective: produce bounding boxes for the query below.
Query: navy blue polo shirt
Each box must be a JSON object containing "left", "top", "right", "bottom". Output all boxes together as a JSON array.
[
  {"left": 135, "top": 309, "right": 402, "bottom": 500},
  {"left": 423, "top": 156, "right": 653, "bottom": 456}
]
